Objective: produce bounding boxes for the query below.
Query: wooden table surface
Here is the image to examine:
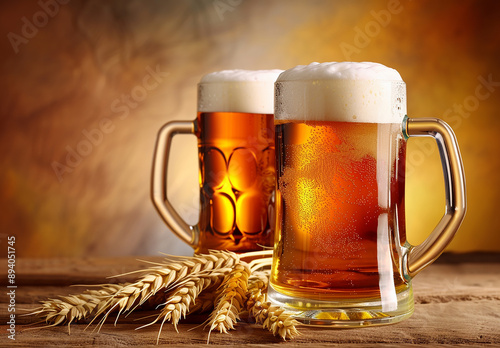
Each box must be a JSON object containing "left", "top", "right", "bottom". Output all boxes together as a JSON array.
[{"left": 1, "top": 253, "right": 499, "bottom": 347}]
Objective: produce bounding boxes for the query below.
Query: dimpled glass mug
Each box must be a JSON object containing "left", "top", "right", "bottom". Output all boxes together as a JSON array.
[
  {"left": 151, "top": 69, "right": 283, "bottom": 253},
  {"left": 268, "top": 62, "right": 466, "bottom": 326}
]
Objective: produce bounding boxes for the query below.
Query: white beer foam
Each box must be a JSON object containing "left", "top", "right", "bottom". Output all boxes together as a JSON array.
[
  {"left": 275, "top": 62, "right": 406, "bottom": 123},
  {"left": 198, "top": 69, "right": 283, "bottom": 114}
]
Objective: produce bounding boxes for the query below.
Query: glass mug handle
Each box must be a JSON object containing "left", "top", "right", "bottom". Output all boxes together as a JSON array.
[
  {"left": 151, "top": 120, "right": 198, "bottom": 247},
  {"left": 402, "top": 116, "right": 467, "bottom": 278}
]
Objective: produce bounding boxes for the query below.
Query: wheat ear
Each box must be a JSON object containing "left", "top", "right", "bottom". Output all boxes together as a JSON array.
[
  {"left": 136, "top": 277, "right": 209, "bottom": 344},
  {"left": 91, "top": 250, "right": 240, "bottom": 330},
  {"left": 245, "top": 270, "right": 300, "bottom": 340},
  {"left": 28, "top": 249, "right": 301, "bottom": 342},
  {"left": 28, "top": 250, "right": 239, "bottom": 333},
  {"left": 246, "top": 271, "right": 269, "bottom": 315},
  {"left": 136, "top": 251, "right": 240, "bottom": 344},
  {"left": 252, "top": 301, "right": 300, "bottom": 340},
  {"left": 262, "top": 303, "right": 301, "bottom": 340},
  {"left": 28, "top": 284, "right": 124, "bottom": 333},
  {"left": 205, "top": 262, "right": 250, "bottom": 343}
]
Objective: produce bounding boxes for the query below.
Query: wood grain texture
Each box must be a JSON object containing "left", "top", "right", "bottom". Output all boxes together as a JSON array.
[{"left": 1, "top": 254, "right": 499, "bottom": 346}]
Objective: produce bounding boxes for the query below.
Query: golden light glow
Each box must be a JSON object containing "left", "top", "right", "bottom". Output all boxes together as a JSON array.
[{"left": 0, "top": 0, "right": 498, "bottom": 256}]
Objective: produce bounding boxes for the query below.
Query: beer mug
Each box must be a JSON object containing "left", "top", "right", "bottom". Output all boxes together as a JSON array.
[
  {"left": 268, "top": 62, "right": 466, "bottom": 326},
  {"left": 151, "top": 69, "right": 283, "bottom": 253}
]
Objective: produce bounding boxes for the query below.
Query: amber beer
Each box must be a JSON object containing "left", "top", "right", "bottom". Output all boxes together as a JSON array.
[
  {"left": 151, "top": 69, "right": 283, "bottom": 254},
  {"left": 268, "top": 62, "right": 466, "bottom": 327},
  {"left": 196, "top": 111, "right": 275, "bottom": 252},
  {"left": 268, "top": 62, "right": 414, "bottom": 323},
  {"left": 273, "top": 120, "right": 407, "bottom": 299}
]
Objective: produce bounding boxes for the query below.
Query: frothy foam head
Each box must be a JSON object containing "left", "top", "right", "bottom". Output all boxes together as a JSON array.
[
  {"left": 275, "top": 62, "right": 406, "bottom": 123},
  {"left": 198, "top": 69, "right": 283, "bottom": 114}
]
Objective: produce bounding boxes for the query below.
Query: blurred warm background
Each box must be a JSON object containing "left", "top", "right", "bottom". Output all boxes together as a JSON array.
[{"left": 1, "top": 0, "right": 499, "bottom": 258}]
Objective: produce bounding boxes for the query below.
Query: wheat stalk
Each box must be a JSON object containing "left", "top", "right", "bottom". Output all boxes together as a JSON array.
[
  {"left": 138, "top": 276, "right": 220, "bottom": 344},
  {"left": 252, "top": 301, "right": 301, "bottom": 341},
  {"left": 91, "top": 250, "right": 240, "bottom": 330},
  {"left": 28, "top": 249, "right": 301, "bottom": 343},
  {"left": 262, "top": 304, "right": 301, "bottom": 340},
  {"left": 205, "top": 262, "right": 250, "bottom": 343},
  {"left": 245, "top": 270, "right": 301, "bottom": 340},
  {"left": 28, "top": 283, "right": 126, "bottom": 333},
  {"left": 29, "top": 251, "right": 239, "bottom": 332},
  {"left": 246, "top": 271, "right": 269, "bottom": 314}
]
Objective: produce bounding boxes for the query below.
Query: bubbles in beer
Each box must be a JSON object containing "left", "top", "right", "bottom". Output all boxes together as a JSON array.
[
  {"left": 273, "top": 120, "right": 407, "bottom": 297},
  {"left": 278, "top": 121, "right": 379, "bottom": 242}
]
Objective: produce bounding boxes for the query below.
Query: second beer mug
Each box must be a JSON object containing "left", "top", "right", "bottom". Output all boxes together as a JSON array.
[
  {"left": 268, "top": 62, "right": 466, "bottom": 326},
  {"left": 152, "top": 69, "right": 282, "bottom": 253}
]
